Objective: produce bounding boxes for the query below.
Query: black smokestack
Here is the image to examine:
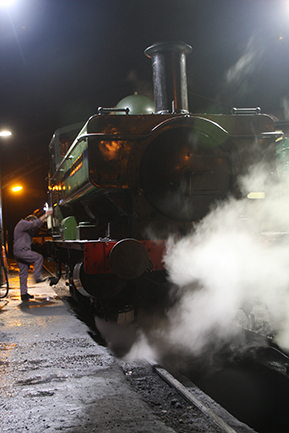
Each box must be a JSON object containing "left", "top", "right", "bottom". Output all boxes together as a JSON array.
[{"left": 144, "top": 41, "right": 192, "bottom": 114}]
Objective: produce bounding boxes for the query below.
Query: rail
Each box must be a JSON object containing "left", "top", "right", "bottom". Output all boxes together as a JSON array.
[{"left": 150, "top": 362, "right": 238, "bottom": 433}]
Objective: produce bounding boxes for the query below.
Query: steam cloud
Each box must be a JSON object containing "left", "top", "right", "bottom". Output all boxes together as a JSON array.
[
  {"left": 225, "top": 34, "right": 265, "bottom": 91},
  {"left": 217, "top": 29, "right": 286, "bottom": 112},
  {"left": 216, "top": 33, "right": 266, "bottom": 107},
  {"left": 125, "top": 162, "right": 289, "bottom": 364},
  {"left": 127, "top": 69, "right": 154, "bottom": 101}
]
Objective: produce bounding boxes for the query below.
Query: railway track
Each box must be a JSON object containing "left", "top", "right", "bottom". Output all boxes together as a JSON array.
[
  {"left": 120, "top": 359, "right": 255, "bottom": 433},
  {"left": 151, "top": 363, "right": 247, "bottom": 433},
  {"left": 121, "top": 345, "right": 289, "bottom": 433}
]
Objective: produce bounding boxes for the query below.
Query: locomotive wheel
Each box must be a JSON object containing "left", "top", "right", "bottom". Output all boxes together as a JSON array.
[{"left": 73, "top": 261, "right": 127, "bottom": 300}]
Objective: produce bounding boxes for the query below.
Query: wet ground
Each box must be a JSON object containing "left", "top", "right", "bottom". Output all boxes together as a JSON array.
[{"left": 0, "top": 267, "right": 179, "bottom": 433}]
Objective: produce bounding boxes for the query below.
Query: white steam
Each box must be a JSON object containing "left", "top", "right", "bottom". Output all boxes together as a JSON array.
[
  {"left": 163, "top": 165, "right": 289, "bottom": 355},
  {"left": 126, "top": 163, "right": 289, "bottom": 362},
  {"left": 127, "top": 69, "right": 154, "bottom": 101},
  {"left": 226, "top": 34, "right": 264, "bottom": 87},
  {"left": 222, "top": 33, "right": 266, "bottom": 101}
]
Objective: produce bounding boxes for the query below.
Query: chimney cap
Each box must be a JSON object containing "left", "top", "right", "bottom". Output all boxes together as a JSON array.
[{"left": 144, "top": 41, "right": 192, "bottom": 58}]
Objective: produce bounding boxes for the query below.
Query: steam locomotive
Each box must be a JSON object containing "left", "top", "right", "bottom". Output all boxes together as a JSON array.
[{"left": 47, "top": 42, "right": 282, "bottom": 314}]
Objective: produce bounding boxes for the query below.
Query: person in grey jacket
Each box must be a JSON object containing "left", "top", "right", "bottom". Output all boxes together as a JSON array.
[{"left": 13, "top": 210, "right": 53, "bottom": 301}]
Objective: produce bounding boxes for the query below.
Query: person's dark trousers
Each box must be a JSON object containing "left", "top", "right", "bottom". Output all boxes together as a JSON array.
[{"left": 14, "top": 249, "right": 43, "bottom": 295}]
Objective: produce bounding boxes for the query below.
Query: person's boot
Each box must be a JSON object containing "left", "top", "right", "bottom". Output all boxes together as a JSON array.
[{"left": 21, "top": 293, "right": 34, "bottom": 301}]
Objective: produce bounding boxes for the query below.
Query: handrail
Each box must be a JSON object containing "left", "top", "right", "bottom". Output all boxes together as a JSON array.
[{"left": 49, "top": 114, "right": 280, "bottom": 184}]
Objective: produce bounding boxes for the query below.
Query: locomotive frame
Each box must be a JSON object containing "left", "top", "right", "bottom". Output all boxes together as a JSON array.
[{"left": 47, "top": 42, "right": 282, "bottom": 308}]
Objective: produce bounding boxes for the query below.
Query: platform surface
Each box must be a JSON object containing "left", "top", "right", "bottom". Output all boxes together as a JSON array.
[{"left": 0, "top": 268, "right": 177, "bottom": 433}]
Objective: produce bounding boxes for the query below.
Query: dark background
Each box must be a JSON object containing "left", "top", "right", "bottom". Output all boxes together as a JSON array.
[{"left": 0, "top": 0, "right": 289, "bottom": 247}]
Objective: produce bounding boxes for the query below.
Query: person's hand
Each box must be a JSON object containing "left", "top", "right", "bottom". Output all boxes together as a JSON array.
[
  {"left": 40, "top": 209, "right": 53, "bottom": 222},
  {"left": 46, "top": 209, "right": 53, "bottom": 217}
]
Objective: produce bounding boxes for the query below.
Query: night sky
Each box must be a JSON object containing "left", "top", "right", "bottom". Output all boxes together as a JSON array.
[{"left": 1, "top": 0, "right": 289, "bottom": 239}]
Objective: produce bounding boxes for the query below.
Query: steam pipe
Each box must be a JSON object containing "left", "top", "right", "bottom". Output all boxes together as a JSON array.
[{"left": 144, "top": 41, "right": 192, "bottom": 114}]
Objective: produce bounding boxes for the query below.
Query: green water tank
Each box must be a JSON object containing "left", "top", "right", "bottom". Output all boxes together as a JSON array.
[{"left": 60, "top": 216, "right": 77, "bottom": 240}]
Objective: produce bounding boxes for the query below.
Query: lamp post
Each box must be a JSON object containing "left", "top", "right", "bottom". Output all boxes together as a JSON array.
[{"left": 0, "top": 130, "right": 12, "bottom": 257}]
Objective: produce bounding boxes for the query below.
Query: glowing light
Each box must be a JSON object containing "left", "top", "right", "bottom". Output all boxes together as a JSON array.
[
  {"left": 0, "top": 130, "right": 12, "bottom": 137},
  {"left": 11, "top": 186, "right": 22, "bottom": 192},
  {"left": 247, "top": 192, "right": 265, "bottom": 199},
  {"left": 0, "top": 0, "right": 15, "bottom": 7}
]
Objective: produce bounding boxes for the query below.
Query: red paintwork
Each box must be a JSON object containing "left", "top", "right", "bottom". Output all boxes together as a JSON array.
[{"left": 83, "top": 240, "right": 166, "bottom": 274}]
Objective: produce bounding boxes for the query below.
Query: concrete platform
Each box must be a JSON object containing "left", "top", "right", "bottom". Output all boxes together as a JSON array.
[{"left": 0, "top": 269, "right": 177, "bottom": 433}]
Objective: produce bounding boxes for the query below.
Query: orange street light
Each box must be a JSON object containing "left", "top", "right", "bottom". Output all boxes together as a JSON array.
[{"left": 11, "top": 185, "right": 23, "bottom": 193}]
